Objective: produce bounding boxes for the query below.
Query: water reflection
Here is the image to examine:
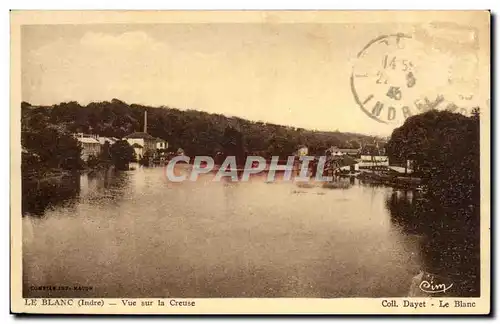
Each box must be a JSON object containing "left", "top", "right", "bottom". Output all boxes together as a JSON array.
[
  {"left": 22, "top": 167, "right": 136, "bottom": 218},
  {"left": 386, "top": 191, "right": 480, "bottom": 297},
  {"left": 22, "top": 173, "right": 81, "bottom": 217},
  {"left": 21, "top": 167, "right": 438, "bottom": 298},
  {"left": 80, "top": 168, "right": 130, "bottom": 202}
]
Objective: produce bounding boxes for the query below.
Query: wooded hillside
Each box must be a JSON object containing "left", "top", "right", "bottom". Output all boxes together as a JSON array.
[{"left": 21, "top": 99, "right": 380, "bottom": 157}]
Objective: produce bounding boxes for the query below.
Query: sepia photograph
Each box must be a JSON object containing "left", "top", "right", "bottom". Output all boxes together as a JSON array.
[{"left": 10, "top": 10, "right": 490, "bottom": 314}]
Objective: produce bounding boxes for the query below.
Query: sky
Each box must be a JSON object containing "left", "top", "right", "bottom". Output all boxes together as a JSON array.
[{"left": 21, "top": 15, "right": 489, "bottom": 136}]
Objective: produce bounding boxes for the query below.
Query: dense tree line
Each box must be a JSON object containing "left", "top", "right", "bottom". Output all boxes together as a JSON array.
[
  {"left": 21, "top": 109, "right": 137, "bottom": 174},
  {"left": 21, "top": 127, "right": 83, "bottom": 173},
  {"left": 21, "top": 99, "right": 379, "bottom": 159},
  {"left": 386, "top": 109, "right": 480, "bottom": 296},
  {"left": 386, "top": 109, "right": 480, "bottom": 213}
]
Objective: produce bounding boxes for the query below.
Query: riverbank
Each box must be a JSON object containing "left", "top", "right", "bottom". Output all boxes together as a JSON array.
[
  {"left": 21, "top": 164, "right": 120, "bottom": 217},
  {"left": 357, "top": 170, "right": 422, "bottom": 190},
  {"left": 22, "top": 161, "right": 123, "bottom": 182},
  {"left": 22, "top": 168, "right": 76, "bottom": 183},
  {"left": 21, "top": 169, "right": 81, "bottom": 217}
]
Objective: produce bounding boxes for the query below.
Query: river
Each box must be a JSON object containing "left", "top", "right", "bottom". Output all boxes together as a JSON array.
[{"left": 21, "top": 164, "right": 478, "bottom": 298}]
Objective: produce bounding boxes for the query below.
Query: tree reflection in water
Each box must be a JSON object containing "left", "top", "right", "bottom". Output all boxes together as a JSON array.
[
  {"left": 22, "top": 173, "right": 81, "bottom": 217},
  {"left": 22, "top": 167, "right": 130, "bottom": 217},
  {"left": 386, "top": 190, "right": 480, "bottom": 297}
]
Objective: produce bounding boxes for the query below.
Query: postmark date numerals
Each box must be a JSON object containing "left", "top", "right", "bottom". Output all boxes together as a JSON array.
[
  {"left": 386, "top": 86, "right": 402, "bottom": 100},
  {"left": 382, "top": 55, "right": 413, "bottom": 72},
  {"left": 376, "top": 71, "right": 388, "bottom": 84}
]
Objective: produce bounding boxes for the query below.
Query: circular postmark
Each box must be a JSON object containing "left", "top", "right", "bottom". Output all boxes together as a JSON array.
[{"left": 351, "top": 33, "right": 482, "bottom": 124}]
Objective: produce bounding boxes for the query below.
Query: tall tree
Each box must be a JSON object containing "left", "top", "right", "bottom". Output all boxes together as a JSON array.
[
  {"left": 22, "top": 128, "right": 83, "bottom": 172},
  {"left": 110, "top": 140, "right": 135, "bottom": 171},
  {"left": 386, "top": 109, "right": 480, "bottom": 234}
]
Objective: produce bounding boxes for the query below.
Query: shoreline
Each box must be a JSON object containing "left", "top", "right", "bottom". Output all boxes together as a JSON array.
[{"left": 21, "top": 163, "right": 116, "bottom": 183}]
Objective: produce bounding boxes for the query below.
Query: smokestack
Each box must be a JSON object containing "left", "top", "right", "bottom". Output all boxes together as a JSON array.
[{"left": 144, "top": 110, "right": 148, "bottom": 133}]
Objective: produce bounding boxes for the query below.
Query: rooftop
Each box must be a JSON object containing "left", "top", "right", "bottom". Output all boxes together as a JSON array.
[
  {"left": 76, "top": 137, "right": 100, "bottom": 144},
  {"left": 98, "top": 137, "right": 117, "bottom": 144},
  {"left": 388, "top": 165, "right": 414, "bottom": 174},
  {"left": 124, "top": 132, "right": 156, "bottom": 140},
  {"left": 327, "top": 147, "right": 360, "bottom": 154},
  {"left": 338, "top": 148, "right": 360, "bottom": 153}
]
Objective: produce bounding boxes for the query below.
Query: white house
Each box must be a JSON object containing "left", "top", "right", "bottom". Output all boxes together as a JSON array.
[
  {"left": 340, "top": 164, "right": 360, "bottom": 172},
  {"left": 360, "top": 155, "right": 389, "bottom": 162},
  {"left": 156, "top": 138, "right": 168, "bottom": 150},
  {"left": 73, "top": 133, "right": 101, "bottom": 161},
  {"left": 130, "top": 143, "right": 144, "bottom": 159},
  {"left": 98, "top": 136, "right": 118, "bottom": 146},
  {"left": 124, "top": 111, "right": 167, "bottom": 158},
  {"left": 124, "top": 132, "right": 157, "bottom": 156},
  {"left": 358, "top": 144, "right": 389, "bottom": 168},
  {"left": 297, "top": 145, "right": 308, "bottom": 157},
  {"left": 327, "top": 146, "right": 360, "bottom": 157}
]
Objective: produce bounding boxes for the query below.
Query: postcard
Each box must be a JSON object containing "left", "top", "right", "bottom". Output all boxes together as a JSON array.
[{"left": 10, "top": 10, "right": 490, "bottom": 315}]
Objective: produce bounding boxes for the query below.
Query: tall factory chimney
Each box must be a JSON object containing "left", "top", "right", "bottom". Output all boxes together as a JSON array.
[{"left": 144, "top": 110, "right": 148, "bottom": 133}]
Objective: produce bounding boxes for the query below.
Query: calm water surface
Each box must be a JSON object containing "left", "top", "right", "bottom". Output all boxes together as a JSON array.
[{"left": 23, "top": 165, "right": 425, "bottom": 297}]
